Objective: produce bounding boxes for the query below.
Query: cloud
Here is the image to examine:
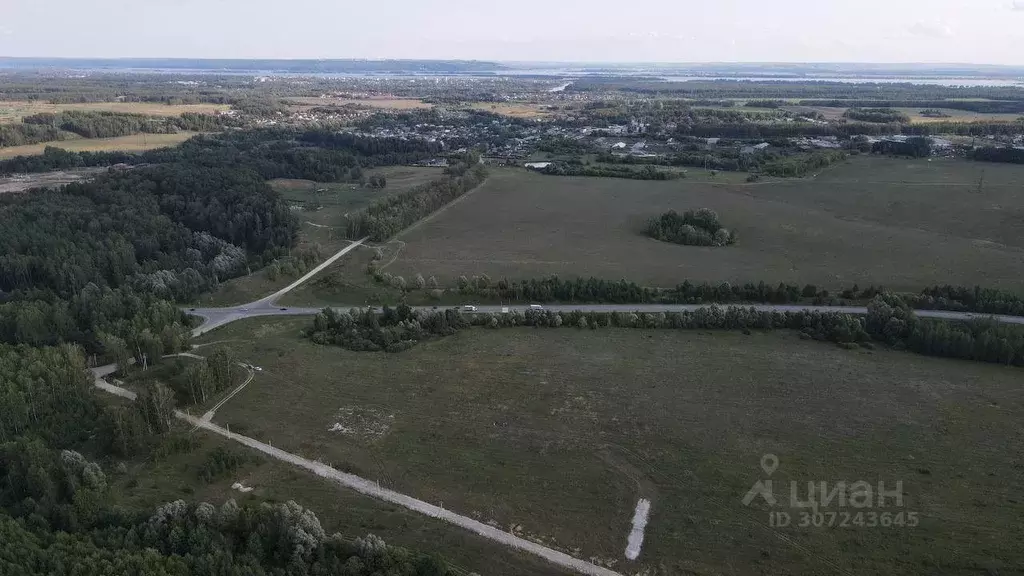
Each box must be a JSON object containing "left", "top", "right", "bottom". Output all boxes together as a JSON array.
[
  {"left": 908, "top": 21, "right": 954, "bottom": 38},
  {"left": 1012, "top": 0, "right": 1024, "bottom": 11}
]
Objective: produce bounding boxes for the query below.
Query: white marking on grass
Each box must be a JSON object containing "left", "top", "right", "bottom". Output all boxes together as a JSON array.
[{"left": 624, "top": 498, "right": 651, "bottom": 560}]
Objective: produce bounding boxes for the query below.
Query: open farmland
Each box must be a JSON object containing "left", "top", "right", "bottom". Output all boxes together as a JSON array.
[
  {"left": 287, "top": 96, "right": 432, "bottom": 111},
  {"left": 0, "top": 100, "right": 230, "bottom": 124},
  {"left": 383, "top": 158, "right": 1024, "bottom": 292},
  {"left": 197, "top": 166, "right": 443, "bottom": 306},
  {"left": 196, "top": 317, "right": 1024, "bottom": 575},
  {"left": 0, "top": 131, "right": 199, "bottom": 158}
]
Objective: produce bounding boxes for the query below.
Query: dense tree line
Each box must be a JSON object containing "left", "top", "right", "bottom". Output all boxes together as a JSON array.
[
  {"left": 842, "top": 108, "right": 910, "bottom": 123},
  {"left": 969, "top": 146, "right": 1024, "bottom": 164},
  {"left": 346, "top": 165, "right": 488, "bottom": 241},
  {"left": 311, "top": 297, "right": 1024, "bottom": 366},
  {"left": 0, "top": 440, "right": 452, "bottom": 575},
  {"left": 867, "top": 294, "right": 1024, "bottom": 366},
  {"left": 309, "top": 304, "right": 469, "bottom": 352},
  {"left": 540, "top": 162, "right": 677, "bottom": 180},
  {"left": 0, "top": 123, "right": 69, "bottom": 147},
  {"left": 799, "top": 99, "right": 1024, "bottom": 114},
  {"left": 0, "top": 146, "right": 138, "bottom": 174},
  {"left": 910, "top": 285, "right": 1024, "bottom": 316},
  {"left": 871, "top": 137, "right": 932, "bottom": 158},
  {"left": 19, "top": 110, "right": 231, "bottom": 139},
  {"left": 646, "top": 209, "right": 737, "bottom": 247}
]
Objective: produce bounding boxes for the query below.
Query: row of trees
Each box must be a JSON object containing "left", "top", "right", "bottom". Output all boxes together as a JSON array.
[
  {"left": 842, "top": 108, "right": 911, "bottom": 123},
  {"left": 539, "top": 162, "right": 677, "bottom": 180},
  {"left": 346, "top": 165, "right": 488, "bottom": 241},
  {"left": 20, "top": 110, "right": 231, "bottom": 139},
  {"left": 970, "top": 146, "right": 1024, "bottom": 164},
  {"left": 645, "top": 209, "right": 737, "bottom": 247},
  {"left": 799, "top": 99, "right": 1024, "bottom": 114},
  {"left": 909, "top": 285, "right": 1024, "bottom": 316},
  {"left": 310, "top": 296, "right": 1024, "bottom": 366}
]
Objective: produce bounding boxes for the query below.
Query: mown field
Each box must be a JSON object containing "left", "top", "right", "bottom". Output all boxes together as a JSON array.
[
  {"left": 195, "top": 317, "right": 1024, "bottom": 575},
  {"left": 197, "top": 166, "right": 443, "bottom": 306},
  {"left": 379, "top": 157, "right": 1024, "bottom": 292},
  {"left": 0, "top": 131, "right": 199, "bottom": 158},
  {"left": 0, "top": 100, "right": 230, "bottom": 124}
]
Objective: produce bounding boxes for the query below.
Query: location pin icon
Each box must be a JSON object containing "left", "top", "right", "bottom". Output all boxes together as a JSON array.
[{"left": 761, "top": 454, "right": 779, "bottom": 476}]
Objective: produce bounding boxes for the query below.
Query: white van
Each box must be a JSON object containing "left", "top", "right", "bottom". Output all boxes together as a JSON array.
[
  {"left": 529, "top": 304, "right": 544, "bottom": 310},
  {"left": 461, "top": 305, "right": 478, "bottom": 312}
]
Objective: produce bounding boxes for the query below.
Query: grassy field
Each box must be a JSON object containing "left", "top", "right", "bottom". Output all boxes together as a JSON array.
[
  {"left": 0, "top": 131, "right": 199, "bottom": 158},
  {"left": 465, "top": 102, "right": 556, "bottom": 118},
  {"left": 109, "top": 428, "right": 560, "bottom": 576},
  {"left": 0, "top": 100, "right": 230, "bottom": 124},
  {"left": 197, "top": 167, "right": 443, "bottom": 307},
  {"left": 287, "top": 96, "right": 432, "bottom": 111},
  {"left": 195, "top": 318, "right": 1024, "bottom": 575},
  {"left": 362, "top": 157, "right": 1024, "bottom": 293}
]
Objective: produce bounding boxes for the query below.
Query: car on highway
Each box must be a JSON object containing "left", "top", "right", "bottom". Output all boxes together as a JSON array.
[
  {"left": 239, "top": 307, "right": 248, "bottom": 312},
  {"left": 279, "top": 308, "right": 288, "bottom": 311},
  {"left": 462, "top": 305, "right": 478, "bottom": 312},
  {"left": 529, "top": 304, "right": 544, "bottom": 310}
]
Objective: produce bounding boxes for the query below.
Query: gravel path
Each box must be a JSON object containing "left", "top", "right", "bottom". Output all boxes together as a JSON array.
[{"left": 90, "top": 366, "right": 622, "bottom": 576}]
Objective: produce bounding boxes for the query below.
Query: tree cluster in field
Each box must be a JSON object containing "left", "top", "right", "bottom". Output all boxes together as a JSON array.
[
  {"left": 871, "top": 137, "right": 932, "bottom": 158},
  {"left": 919, "top": 109, "right": 951, "bottom": 118},
  {"left": 970, "top": 146, "right": 1024, "bottom": 164},
  {"left": 909, "top": 285, "right": 1024, "bottom": 316},
  {"left": 197, "top": 446, "right": 253, "bottom": 484},
  {"left": 142, "top": 349, "right": 239, "bottom": 407},
  {"left": 266, "top": 246, "right": 322, "bottom": 282},
  {"left": 346, "top": 165, "right": 488, "bottom": 241},
  {"left": 539, "top": 162, "right": 677, "bottom": 180},
  {"left": 535, "top": 136, "right": 595, "bottom": 156},
  {"left": 646, "top": 209, "right": 737, "bottom": 247},
  {"left": 0, "top": 440, "right": 451, "bottom": 576},
  {"left": 842, "top": 108, "right": 911, "bottom": 123},
  {"left": 308, "top": 305, "right": 469, "bottom": 353}
]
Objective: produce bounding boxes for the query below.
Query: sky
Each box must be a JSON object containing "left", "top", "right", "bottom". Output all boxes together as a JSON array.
[{"left": 1, "top": 0, "right": 1023, "bottom": 64}]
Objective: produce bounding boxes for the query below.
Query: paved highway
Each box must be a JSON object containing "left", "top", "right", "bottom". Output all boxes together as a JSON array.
[{"left": 189, "top": 302, "right": 1024, "bottom": 336}]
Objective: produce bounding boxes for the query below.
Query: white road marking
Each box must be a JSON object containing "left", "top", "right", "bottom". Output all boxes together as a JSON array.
[{"left": 625, "top": 498, "right": 651, "bottom": 561}]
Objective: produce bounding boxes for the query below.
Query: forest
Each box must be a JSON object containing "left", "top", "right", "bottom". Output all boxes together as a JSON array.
[
  {"left": 0, "top": 125, "right": 468, "bottom": 574},
  {"left": 0, "top": 111, "right": 231, "bottom": 147}
]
